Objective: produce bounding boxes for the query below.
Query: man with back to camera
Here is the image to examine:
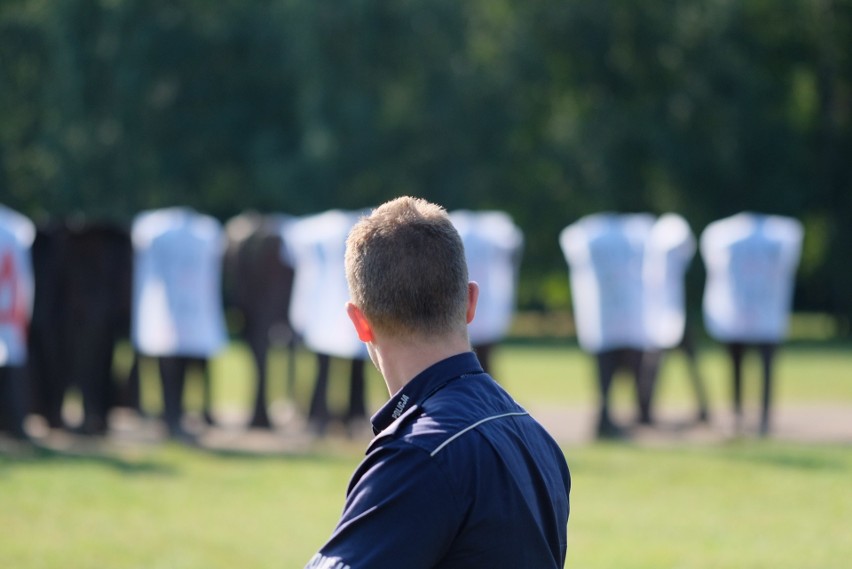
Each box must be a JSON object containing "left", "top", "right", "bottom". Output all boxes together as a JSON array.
[{"left": 305, "top": 196, "right": 571, "bottom": 569}]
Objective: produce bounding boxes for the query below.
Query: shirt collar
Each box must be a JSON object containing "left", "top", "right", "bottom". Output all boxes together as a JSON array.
[{"left": 371, "top": 351, "right": 483, "bottom": 435}]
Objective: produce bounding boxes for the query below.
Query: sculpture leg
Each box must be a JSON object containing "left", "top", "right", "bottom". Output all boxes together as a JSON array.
[
  {"left": 121, "top": 352, "right": 143, "bottom": 414},
  {"left": 286, "top": 336, "right": 299, "bottom": 400},
  {"left": 37, "top": 332, "right": 69, "bottom": 430},
  {"left": 308, "top": 353, "right": 331, "bottom": 435},
  {"left": 27, "top": 332, "right": 64, "bottom": 429},
  {"left": 758, "top": 343, "right": 777, "bottom": 437},
  {"left": 195, "top": 357, "right": 215, "bottom": 427},
  {"left": 680, "top": 331, "right": 710, "bottom": 422},
  {"left": 158, "top": 356, "right": 189, "bottom": 439},
  {"left": 727, "top": 342, "right": 745, "bottom": 432},
  {"left": 346, "top": 358, "right": 367, "bottom": 426},
  {"left": 637, "top": 349, "right": 662, "bottom": 425},
  {"left": 76, "top": 324, "right": 113, "bottom": 435},
  {"left": 0, "top": 367, "right": 29, "bottom": 440},
  {"left": 595, "top": 350, "right": 622, "bottom": 438},
  {"left": 248, "top": 335, "right": 272, "bottom": 428}
]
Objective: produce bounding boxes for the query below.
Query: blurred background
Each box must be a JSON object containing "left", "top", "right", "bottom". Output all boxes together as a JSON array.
[{"left": 1, "top": 0, "right": 850, "bottom": 335}]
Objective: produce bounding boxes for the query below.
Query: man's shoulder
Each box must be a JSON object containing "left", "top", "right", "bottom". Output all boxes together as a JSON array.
[
  {"left": 370, "top": 373, "right": 527, "bottom": 457},
  {"left": 367, "top": 402, "right": 458, "bottom": 457}
]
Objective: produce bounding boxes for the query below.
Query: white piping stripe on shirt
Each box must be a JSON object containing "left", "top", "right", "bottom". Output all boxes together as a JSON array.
[{"left": 430, "top": 411, "right": 529, "bottom": 457}]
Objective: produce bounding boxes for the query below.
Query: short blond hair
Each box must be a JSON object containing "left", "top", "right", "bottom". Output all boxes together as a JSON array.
[{"left": 345, "top": 196, "right": 469, "bottom": 338}]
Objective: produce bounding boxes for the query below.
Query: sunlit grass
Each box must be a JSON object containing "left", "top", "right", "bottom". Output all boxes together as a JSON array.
[
  {"left": 567, "top": 442, "right": 852, "bottom": 569},
  {"left": 3, "top": 340, "right": 852, "bottom": 568},
  {"left": 1, "top": 444, "right": 359, "bottom": 568},
  {"left": 3, "top": 439, "right": 851, "bottom": 568}
]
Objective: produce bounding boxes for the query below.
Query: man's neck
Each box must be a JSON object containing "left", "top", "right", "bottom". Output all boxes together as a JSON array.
[{"left": 371, "top": 332, "right": 472, "bottom": 396}]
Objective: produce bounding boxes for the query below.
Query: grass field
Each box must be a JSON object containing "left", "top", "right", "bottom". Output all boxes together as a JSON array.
[{"left": 2, "top": 341, "right": 851, "bottom": 568}]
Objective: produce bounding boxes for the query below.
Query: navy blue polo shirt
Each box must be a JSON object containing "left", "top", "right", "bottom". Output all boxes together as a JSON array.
[{"left": 306, "top": 352, "right": 571, "bottom": 569}]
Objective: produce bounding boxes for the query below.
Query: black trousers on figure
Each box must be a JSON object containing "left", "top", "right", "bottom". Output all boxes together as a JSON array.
[
  {"left": 308, "top": 353, "right": 367, "bottom": 436},
  {"left": 726, "top": 342, "right": 777, "bottom": 436},
  {"left": 594, "top": 348, "right": 647, "bottom": 437},
  {"left": 0, "top": 366, "right": 29, "bottom": 439},
  {"left": 640, "top": 329, "right": 711, "bottom": 425},
  {"left": 157, "top": 356, "right": 212, "bottom": 439}
]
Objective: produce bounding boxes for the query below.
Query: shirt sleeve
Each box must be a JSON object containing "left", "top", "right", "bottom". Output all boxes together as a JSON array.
[{"left": 307, "top": 443, "right": 462, "bottom": 569}]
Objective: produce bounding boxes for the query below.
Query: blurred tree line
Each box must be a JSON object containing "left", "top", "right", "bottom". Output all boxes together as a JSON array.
[{"left": 1, "top": 0, "right": 850, "bottom": 330}]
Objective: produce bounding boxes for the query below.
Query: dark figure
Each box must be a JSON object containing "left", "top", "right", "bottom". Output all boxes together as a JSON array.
[
  {"left": 64, "top": 222, "right": 133, "bottom": 434},
  {"left": 307, "top": 354, "right": 367, "bottom": 435},
  {"left": 28, "top": 220, "right": 132, "bottom": 434},
  {"left": 28, "top": 221, "right": 69, "bottom": 429},
  {"left": 223, "top": 213, "right": 298, "bottom": 429}
]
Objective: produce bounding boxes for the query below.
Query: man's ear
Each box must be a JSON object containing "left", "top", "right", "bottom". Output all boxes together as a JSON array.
[
  {"left": 466, "top": 281, "right": 479, "bottom": 325},
  {"left": 346, "top": 302, "right": 375, "bottom": 342}
]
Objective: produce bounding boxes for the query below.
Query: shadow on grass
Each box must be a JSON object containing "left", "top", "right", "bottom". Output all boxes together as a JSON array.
[
  {"left": 194, "top": 446, "right": 356, "bottom": 464},
  {"left": 714, "top": 441, "right": 852, "bottom": 472},
  {"left": 0, "top": 441, "right": 177, "bottom": 475},
  {"left": 567, "top": 438, "right": 852, "bottom": 478},
  {"left": 0, "top": 431, "right": 361, "bottom": 475}
]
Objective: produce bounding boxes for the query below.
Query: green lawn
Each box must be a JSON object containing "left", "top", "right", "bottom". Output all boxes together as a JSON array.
[{"left": 2, "top": 341, "right": 851, "bottom": 568}]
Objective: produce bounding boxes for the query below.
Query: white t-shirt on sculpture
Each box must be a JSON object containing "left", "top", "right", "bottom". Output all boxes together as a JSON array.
[
  {"left": 286, "top": 209, "right": 367, "bottom": 360},
  {"left": 451, "top": 210, "right": 523, "bottom": 347},
  {"left": 701, "top": 212, "right": 803, "bottom": 343},
  {"left": 131, "top": 207, "right": 227, "bottom": 357},
  {"left": 560, "top": 213, "right": 655, "bottom": 353},
  {"left": 0, "top": 204, "right": 35, "bottom": 366}
]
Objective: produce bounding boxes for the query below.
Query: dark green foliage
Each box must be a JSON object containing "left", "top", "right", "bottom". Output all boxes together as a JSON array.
[{"left": 1, "top": 0, "right": 850, "bottom": 323}]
